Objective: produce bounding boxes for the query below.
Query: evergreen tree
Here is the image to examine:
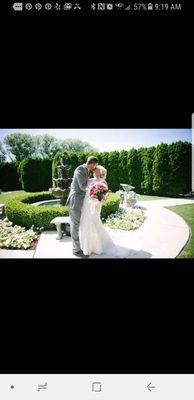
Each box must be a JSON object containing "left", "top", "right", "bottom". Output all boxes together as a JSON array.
[
  {"left": 107, "top": 151, "right": 120, "bottom": 192},
  {"left": 141, "top": 146, "right": 156, "bottom": 194},
  {"left": 127, "top": 148, "right": 142, "bottom": 192},
  {"left": 153, "top": 143, "right": 170, "bottom": 194}
]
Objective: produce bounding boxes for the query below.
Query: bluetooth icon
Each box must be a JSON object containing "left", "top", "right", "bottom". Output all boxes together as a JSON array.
[{"left": 55, "top": 2, "right": 61, "bottom": 9}]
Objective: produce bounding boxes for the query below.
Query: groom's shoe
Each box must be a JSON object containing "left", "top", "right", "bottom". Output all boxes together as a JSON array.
[{"left": 73, "top": 250, "right": 89, "bottom": 258}]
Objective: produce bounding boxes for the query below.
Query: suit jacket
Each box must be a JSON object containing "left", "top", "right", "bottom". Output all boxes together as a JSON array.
[{"left": 66, "top": 164, "right": 89, "bottom": 211}]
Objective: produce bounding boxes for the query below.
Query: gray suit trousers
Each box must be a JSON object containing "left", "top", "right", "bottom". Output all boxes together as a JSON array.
[{"left": 69, "top": 207, "right": 82, "bottom": 252}]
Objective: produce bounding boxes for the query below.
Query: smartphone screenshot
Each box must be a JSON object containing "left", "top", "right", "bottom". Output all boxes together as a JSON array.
[{"left": 0, "top": 0, "right": 193, "bottom": 397}]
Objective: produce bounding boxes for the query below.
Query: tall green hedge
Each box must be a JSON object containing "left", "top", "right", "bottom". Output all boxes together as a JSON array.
[
  {"left": 0, "top": 161, "right": 22, "bottom": 191},
  {"left": 153, "top": 142, "right": 191, "bottom": 195},
  {"left": 18, "top": 157, "right": 52, "bottom": 192},
  {"left": 52, "top": 142, "right": 191, "bottom": 196},
  {"left": 1, "top": 141, "right": 191, "bottom": 196}
]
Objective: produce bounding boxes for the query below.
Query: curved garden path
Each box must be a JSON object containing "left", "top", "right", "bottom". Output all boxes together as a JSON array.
[
  {"left": 33, "top": 198, "right": 194, "bottom": 259},
  {"left": 1, "top": 198, "right": 194, "bottom": 259},
  {"left": 97, "top": 198, "right": 193, "bottom": 259}
]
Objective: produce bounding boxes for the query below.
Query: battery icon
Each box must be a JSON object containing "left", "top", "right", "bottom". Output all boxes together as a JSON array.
[
  {"left": 148, "top": 3, "right": 153, "bottom": 9},
  {"left": 13, "top": 2, "right": 23, "bottom": 10}
]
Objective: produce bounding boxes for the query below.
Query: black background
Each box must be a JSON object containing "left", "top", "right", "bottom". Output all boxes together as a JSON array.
[{"left": 0, "top": 2, "right": 194, "bottom": 374}]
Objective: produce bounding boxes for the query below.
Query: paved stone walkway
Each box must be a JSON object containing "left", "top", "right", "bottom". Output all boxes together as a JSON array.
[{"left": 1, "top": 198, "right": 194, "bottom": 259}]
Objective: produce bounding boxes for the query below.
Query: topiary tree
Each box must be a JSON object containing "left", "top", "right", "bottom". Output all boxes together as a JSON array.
[
  {"left": 0, "top": 161, "right": 22, "bottom": 191},
  {"left": 118, "top": 150, "right": 129, "bottom": 185},
  {"left": 106, "top": 151, "right": 120, "bottom": 192},
  {"left": 67, "top": 152, "right": 79, "bottom": 177},
  {"left": 168, "top": 141, "right": 191, "bottom": 195},
  {"left": 19, "top": 157, "right": 52, "bottom": 192},
  {"left": 140, "top": 146, "right": 156, "bottom": 194},
  {"left": 153, "top": 143, "right": 170, "bottom": 195},
  {"left": 99, "top": 152, "right": 109, "bottom": 172},
  {"left": 127, "top": 148, "right": 142, "bottom": 193}
]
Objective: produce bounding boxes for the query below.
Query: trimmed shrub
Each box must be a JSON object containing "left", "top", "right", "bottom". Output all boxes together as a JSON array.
[
  {"left": 101, "top": 193, "right": 120, "bottom": 219},
  {"left": 0, "top": 161, "right": 22, "bottom": 191},
  {"left": 5, "top": 192, "right": 69, "bottom": 230},
  {"left": 19, "top": 157, "right": 52, "bottom": 192},
  {"left": 5, "top": 191, "right": 120, "bottom": 230}
]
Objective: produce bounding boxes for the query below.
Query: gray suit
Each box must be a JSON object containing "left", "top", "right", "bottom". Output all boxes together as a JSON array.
[{"left": 66, "top": 164, "right": 89, "bottom": 252}]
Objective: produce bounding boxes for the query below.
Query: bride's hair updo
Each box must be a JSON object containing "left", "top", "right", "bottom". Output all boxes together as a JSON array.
[{"left": 97, "top": 165, "right": 107, "bottom": 179}]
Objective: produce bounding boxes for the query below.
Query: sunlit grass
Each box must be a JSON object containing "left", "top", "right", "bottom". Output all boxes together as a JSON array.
[
  {"left": 166, "top": 204, "right": 194, "bottom": 258},
  {"left": 0, "top": 190, "right": 31, "bottom": 205}
]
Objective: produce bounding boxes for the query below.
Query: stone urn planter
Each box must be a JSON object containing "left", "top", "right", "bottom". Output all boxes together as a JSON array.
[{"left": 116, "top": 184, "right": 138, "bottom": 208}]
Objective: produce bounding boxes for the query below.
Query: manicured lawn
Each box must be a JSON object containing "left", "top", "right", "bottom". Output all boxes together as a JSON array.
[
  {"left": 138, "top": 194, "right": 171, "bottom": 201},
  {"left": 166, "top": 204, "right": 194, "bottom": 258},
  {"left": 0, "top": 190, "right": 29, "bottom": 205},
  {"left": 138, "top": 194, "right": 194, "bottom": 201}
]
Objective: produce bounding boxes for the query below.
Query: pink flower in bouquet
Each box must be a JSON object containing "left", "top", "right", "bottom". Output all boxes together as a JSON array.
[{"left": 88, "top": 181, "right": 109, "bottom": 202}]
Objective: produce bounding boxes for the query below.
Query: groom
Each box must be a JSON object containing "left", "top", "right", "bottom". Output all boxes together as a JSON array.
[{"left": 66, "top": 156, "right": 99, "bottom": 258}]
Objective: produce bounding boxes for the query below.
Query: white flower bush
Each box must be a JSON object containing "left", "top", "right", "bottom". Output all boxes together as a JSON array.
[
  {"left": 104, "top": 208, "right": 146, "bottom": 231},
  {"left": 0, "top": 219, "right": 39, "bottom": 249}
]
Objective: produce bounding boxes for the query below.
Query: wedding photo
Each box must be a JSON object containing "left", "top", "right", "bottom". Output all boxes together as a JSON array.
[{"left": 0, "top": 128, "right": 193, "bottom": 259}]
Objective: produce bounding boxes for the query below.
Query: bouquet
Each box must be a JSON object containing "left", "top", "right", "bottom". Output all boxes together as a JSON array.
[{"left": 88, "top": 181, "right": 109, "bottom": 202}]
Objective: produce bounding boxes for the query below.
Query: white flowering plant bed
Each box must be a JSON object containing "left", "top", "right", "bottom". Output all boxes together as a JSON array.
[
  {"left": 0, "top": 219, "right": 42, "bottom": 250},
  {"left": 104, "top": 207, "right": 146, "bottom": 231}
]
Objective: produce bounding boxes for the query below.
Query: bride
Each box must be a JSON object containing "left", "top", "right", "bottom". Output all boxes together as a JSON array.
[{"left": 79, "top": 165, "right": 130, "bottom": 258}]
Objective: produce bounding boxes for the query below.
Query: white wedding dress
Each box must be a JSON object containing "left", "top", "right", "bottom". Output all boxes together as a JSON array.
[{"left": 79, "top": 179, "right": 131, "bottom": 258}]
